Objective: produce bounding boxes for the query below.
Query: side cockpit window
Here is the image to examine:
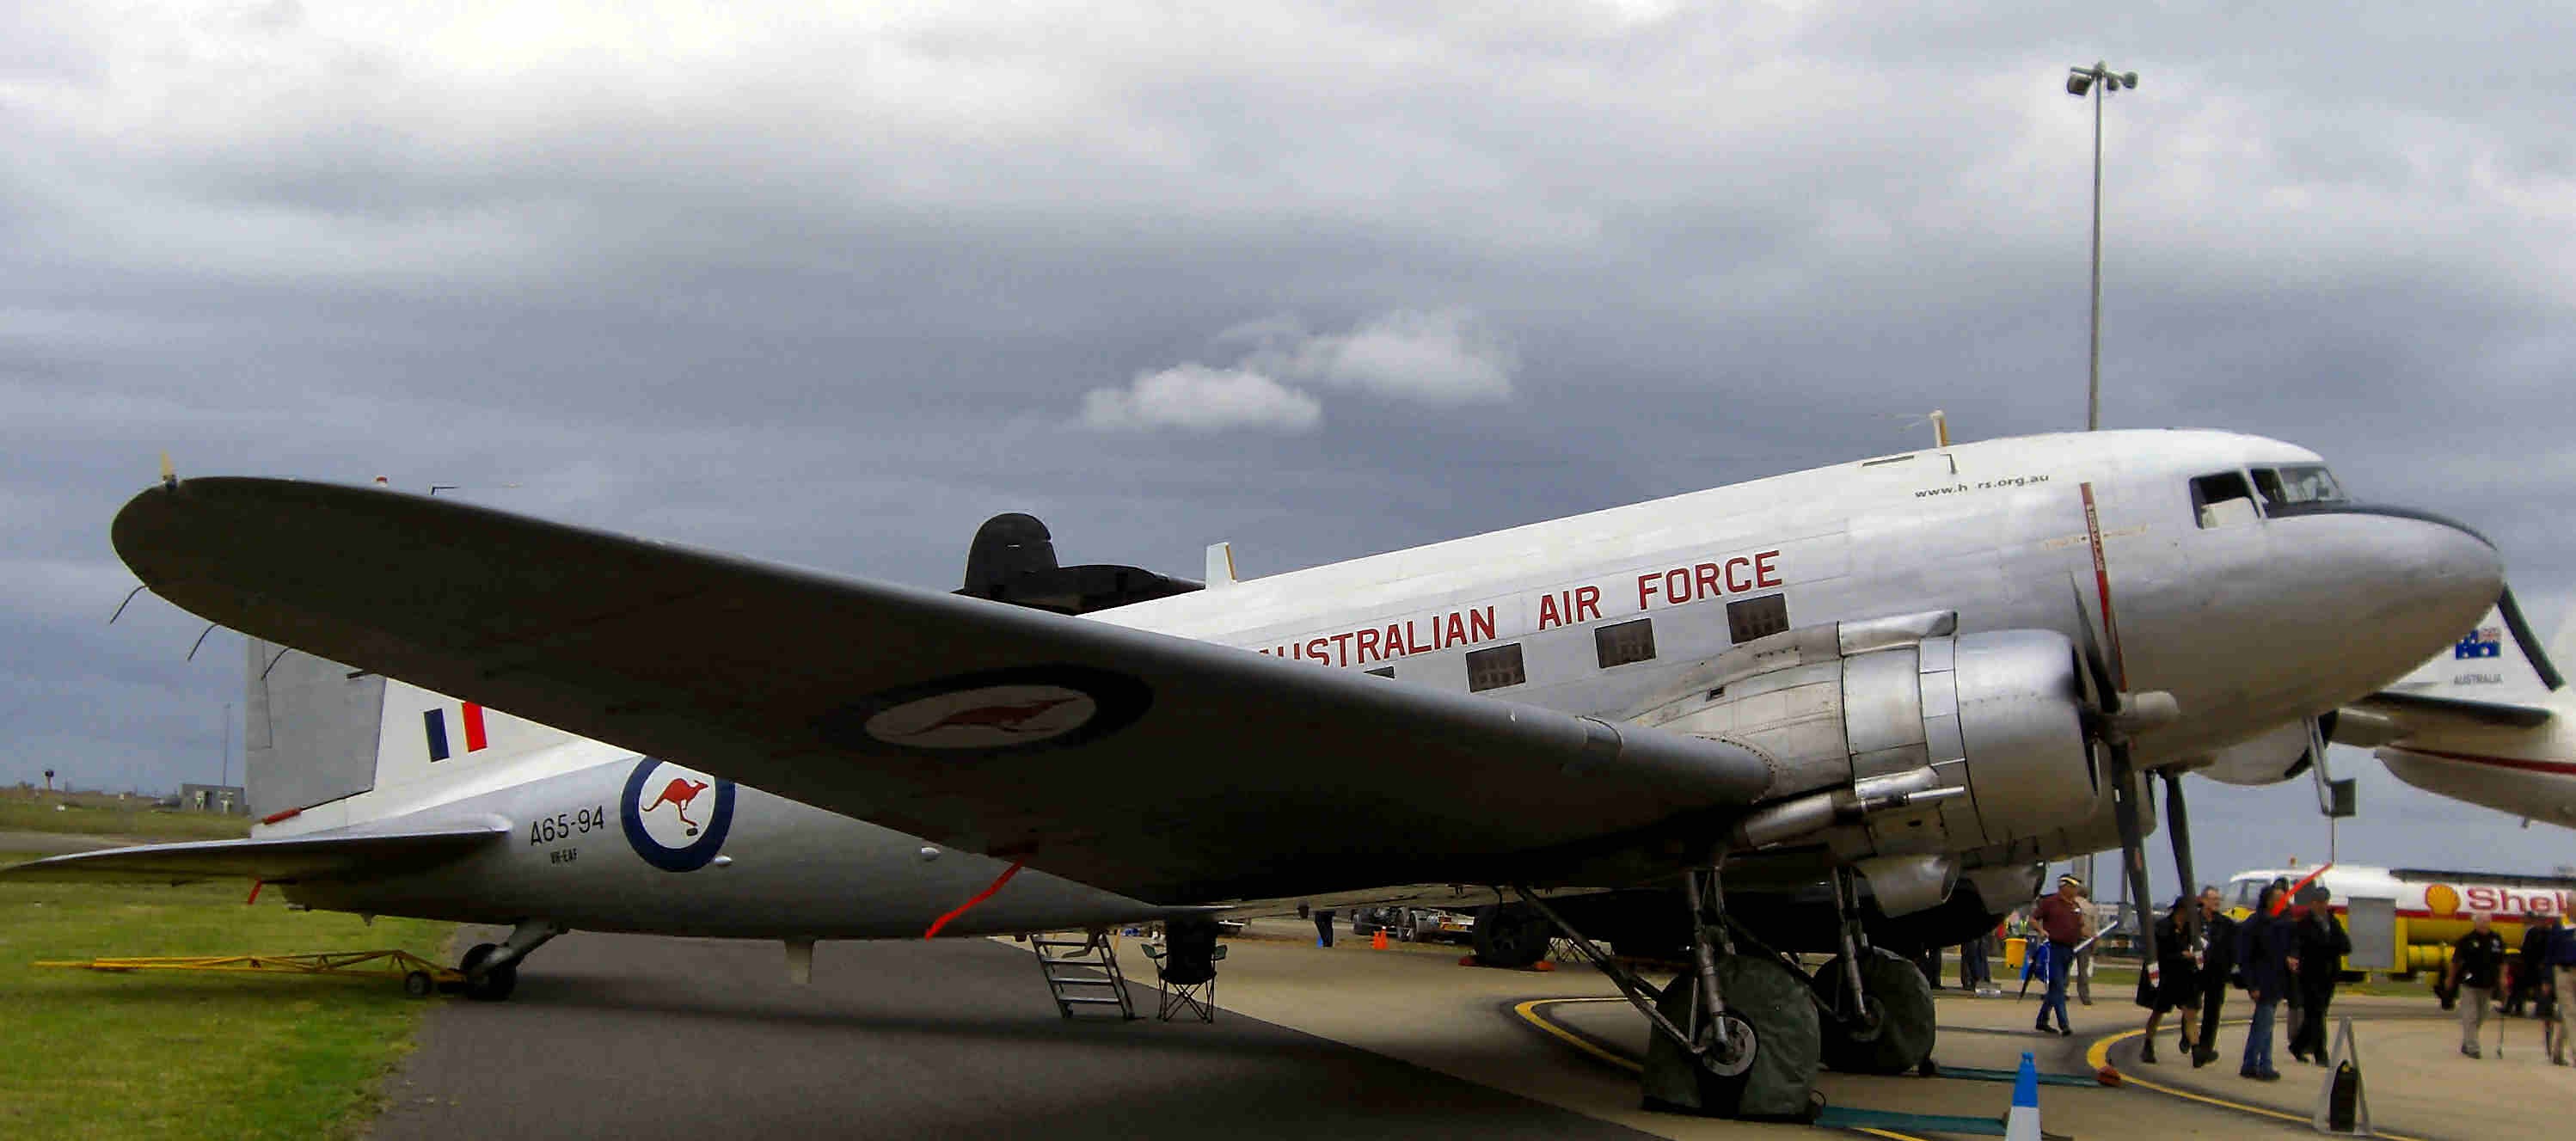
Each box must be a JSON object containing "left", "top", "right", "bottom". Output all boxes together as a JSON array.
[
  {"left": 2190, "top": 471, "right": 2260, "bottom": 529},
  {"left": 2251, "top": 464, "right": 2347, "bottom": 508}
]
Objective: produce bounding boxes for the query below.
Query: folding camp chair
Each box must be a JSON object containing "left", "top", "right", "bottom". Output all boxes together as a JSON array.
[{"left": 1144, "top": 917, "right": 1226, "bottom": 1022}]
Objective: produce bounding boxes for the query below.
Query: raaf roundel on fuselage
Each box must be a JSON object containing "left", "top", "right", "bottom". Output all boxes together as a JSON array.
[{"left": 59, "top": 429, "right": 2500, "bottom": 911}]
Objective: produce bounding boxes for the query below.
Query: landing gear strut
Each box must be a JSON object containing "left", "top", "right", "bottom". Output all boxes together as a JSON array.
[
  {"left": 1516, "top": 872, "right": 1819, "bottom": 1120},
  {"left": 457, "top": 919, "right": 566, "bottom": 1002},
  {"left": 1812, "top": 868, "right": 1935, "bottom": 1075}
]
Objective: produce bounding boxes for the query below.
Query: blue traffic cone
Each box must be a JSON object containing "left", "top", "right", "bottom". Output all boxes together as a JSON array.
[{"left": 2004, "top": 1051, "right": 2041, "bottom": 1141}]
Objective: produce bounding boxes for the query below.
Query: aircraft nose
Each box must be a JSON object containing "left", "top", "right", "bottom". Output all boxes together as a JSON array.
[{"left": 2342, "top": 505, "right": 2503, "bottom": 657}]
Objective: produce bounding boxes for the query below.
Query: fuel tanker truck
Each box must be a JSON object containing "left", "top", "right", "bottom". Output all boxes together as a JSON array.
[{"left": 2223, "top": 862, "right": 2574, "bottom": 976}]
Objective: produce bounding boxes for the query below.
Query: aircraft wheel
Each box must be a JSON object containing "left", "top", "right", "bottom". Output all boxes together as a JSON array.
[
  {"left": 402, "top": 970, "right": 434, "bottom": 998},
  {"left": 460, "top": 942, "right": 519, "bottom": 1002},
  {"left": 1470, "top": 903, "right": 1552, "bottom": 968},
  {"left": 1812, "top": 947, "right": 1935, "bottom": 1074},
  {"left": 1641, "top": 955, "right": 1820, "bottom": 1120}
]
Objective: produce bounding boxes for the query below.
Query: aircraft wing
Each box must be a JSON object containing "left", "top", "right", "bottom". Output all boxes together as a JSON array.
[
  {"left": 111, "top": 478, "right": 1782, "bottom": 904},
  {"left": 1, "top": 824, "right": 510, "bottom": 884}
]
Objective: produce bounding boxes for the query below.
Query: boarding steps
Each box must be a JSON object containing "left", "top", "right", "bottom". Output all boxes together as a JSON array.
[{"left": 1028, "top": 930, "right": 1137, "bottom": 1020}]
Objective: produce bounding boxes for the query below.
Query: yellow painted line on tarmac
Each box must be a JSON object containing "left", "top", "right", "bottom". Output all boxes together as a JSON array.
[
  {"left": 2082, "top": 1023, "right": 2424, "bottom": 1141},
  {"left": 1513, "top": 998, "right": 1931, "bottom": 1141},
  {"left": 1513, "top": 998, "right": 1641, "bottom": 1072}
]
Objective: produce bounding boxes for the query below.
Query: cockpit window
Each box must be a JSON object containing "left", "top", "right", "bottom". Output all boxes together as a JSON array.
[
  {"left": 2189, "top": 471, "right": 2260, "bottom": 529},
  {"left": 2251, "top": 464, "right": 2347, "bottom": 506}
]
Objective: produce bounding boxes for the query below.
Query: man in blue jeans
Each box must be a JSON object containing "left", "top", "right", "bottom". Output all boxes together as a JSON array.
[
  {"left": 2236, "top": 881, "right": 2292, "bottom": 1080},
  {"left": 2033, "top": 875, "right": 2085, "bottom": 1035}
]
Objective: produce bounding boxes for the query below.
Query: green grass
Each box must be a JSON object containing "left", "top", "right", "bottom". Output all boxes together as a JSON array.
[
  {"left": 0, "top": 799, "right": 251, "bottom": 842},
  {"left": 0, "top": 859, "right": 452, "bottom": 1141}
]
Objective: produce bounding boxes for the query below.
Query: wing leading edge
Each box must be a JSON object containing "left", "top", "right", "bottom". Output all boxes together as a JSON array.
[{"left": 111, "top": 477, "right": 1783, "bottom": 903}]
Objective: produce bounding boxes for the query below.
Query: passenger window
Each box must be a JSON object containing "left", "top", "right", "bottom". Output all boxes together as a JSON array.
[
  {"left": 1727, "top": 595, "right": 1788, "bottom": 643},
  {"left": 1595, "top": 618, "right": 1657, "bottom": 668},
  {"left": 1465, "top": 645, "right": 1525, "bottom": 692},
  {"left": 2190, "top": 472, "right": 2260, "bottom": 529}
]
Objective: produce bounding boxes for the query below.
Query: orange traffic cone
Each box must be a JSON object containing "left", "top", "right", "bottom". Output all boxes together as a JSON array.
[{"left": 1371, "top": 929, "right": 1389, "bottom": 949}]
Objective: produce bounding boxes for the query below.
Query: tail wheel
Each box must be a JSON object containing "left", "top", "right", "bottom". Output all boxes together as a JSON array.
[
  {"left": 460, "top": 942, "right": 519, "bottom": 1003},
  {"left": 1812, "top": 947, "right": 1935, "bottom": 1074},
  {"left": 1641, "top": 955, "right": 1821, "bottom": 1120}
]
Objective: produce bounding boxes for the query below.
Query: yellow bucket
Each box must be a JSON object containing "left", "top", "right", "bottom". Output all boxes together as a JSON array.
[{"left": 2004, "top": 936, "right": 2027, "bottom": 971}]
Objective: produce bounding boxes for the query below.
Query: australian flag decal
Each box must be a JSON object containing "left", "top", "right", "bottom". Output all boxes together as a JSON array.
[{"left": 2455, "top": 626, "right": 2503, "bottom": 660}]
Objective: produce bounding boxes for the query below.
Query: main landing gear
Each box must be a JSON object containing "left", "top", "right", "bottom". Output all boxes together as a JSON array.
[
  {"left": 1811, "top": 868, "right": 1935, "bottom": 1076},
  {"left": 1515, "top": 864, "right": 1940, "bottom": 1120},
  {"left": 454, "top": 919, "right": 566, "bottom": 1002}
]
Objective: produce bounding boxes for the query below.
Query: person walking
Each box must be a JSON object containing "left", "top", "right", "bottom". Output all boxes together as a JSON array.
[
  {"left": 2449, "top": 913, "right": 2509, "bottom": 1058},
  {"left": 2193, "top": 886, "right": 2236, "bottom": 1068},
  {"left": 2287, "top": 888, "right": 2352, "bottom": 1064},
  {"left": 2033, "top": 874, "right": 2085, "bottom": 1036},
  {"left": 2511, "top": 912, "right": 2551, "bottom": 1017},
  {"left": 2136, "top": 896, "right": 2201, "bottom": 1064},
  {"left": 1313, "top": 908, "right": 1337, "bottom": 948},
  {"left": 2236, "top": 881, "right": 2292, "bottom": 1080},
  {"left": 2545, "top": 913, "right": 2575, "bottom": 1065}
]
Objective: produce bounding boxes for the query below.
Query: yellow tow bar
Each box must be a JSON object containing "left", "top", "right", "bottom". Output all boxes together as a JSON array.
[{"left": 34, "top": 950, "right": 465, "bottom": 997}]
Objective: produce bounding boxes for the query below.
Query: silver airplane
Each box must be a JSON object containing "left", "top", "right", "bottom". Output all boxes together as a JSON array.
[{"left": 12, "top": 429, "right": 2500, "bottom": 1118}]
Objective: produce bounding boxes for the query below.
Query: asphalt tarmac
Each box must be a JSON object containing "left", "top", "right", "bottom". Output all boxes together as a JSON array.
[
  {"left": 372, "top": 924, "right": 2570, "bottom": 1140},
  {"left": 367, "top": 930, "right": 1659, "bottom": 1141}
]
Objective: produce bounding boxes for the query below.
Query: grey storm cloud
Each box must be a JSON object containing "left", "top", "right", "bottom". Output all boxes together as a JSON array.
[{"left": 4, "top": 0, "right": 2574, "bottom": 883}]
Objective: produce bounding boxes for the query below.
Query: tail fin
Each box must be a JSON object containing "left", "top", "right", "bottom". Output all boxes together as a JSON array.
[
  {"left": 246, "top": 638, "right": 584, "bottom": 833},
  {"left": 2384, "top": 591, "right": 2564, "bottom": 704}
]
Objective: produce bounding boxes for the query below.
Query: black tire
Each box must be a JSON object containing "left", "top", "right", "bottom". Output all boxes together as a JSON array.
[
  {"left": 1641, "top": 955, "right": 1821, "bottom": 1120},
  {"left": 402, "top": 970, "right": 434, "bottom": 998},
  {"left": 460, "top": 942, "right": 519, "bottom": 1002},
  {"left": 1470, "top": 903, "right": 1553, "bottom": 968},
  {"left": 1812, "top": 947, "right": 1936, "bottom": 1074}
]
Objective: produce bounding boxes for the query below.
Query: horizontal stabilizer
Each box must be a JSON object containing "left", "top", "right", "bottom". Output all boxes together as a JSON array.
[
  {"left": 2352, "top": 690, "right": 2555, "bottom": 732},
  {"left": 0, "top": 822, "right": 508, "bottom": 884}
]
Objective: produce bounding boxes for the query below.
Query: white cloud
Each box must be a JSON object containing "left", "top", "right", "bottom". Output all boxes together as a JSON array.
[
  {"left": 1246, "top": 308, "right": 1518, "bottom": 405},
  {"left": 1078, "top": 364, "right": 1322, "bottom": 434}
]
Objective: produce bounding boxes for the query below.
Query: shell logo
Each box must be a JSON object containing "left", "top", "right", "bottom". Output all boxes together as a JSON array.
[{"left": 2426, "top": 883, "right": 2462, "bottom": 917}]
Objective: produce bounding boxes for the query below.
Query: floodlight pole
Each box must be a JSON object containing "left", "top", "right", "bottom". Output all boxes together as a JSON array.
[
  {"left": 2068, "top": 61, "right": 2137, "bottom": 432},
  {"left": 2087, "top": 77, "right": 2102, "bottom": 432}
]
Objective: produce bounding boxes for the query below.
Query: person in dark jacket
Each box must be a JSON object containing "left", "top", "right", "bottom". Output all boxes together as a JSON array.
[
  {"left": 2236, "top": 882, "right": 2292, "bottom": 1080},
  {"left": 2194, "top": 886, "right": 2236, "bottom": 1068},
  {"left": 2451, "top": 914, "right": 2509, "bottom": 1058},
  {"left": 2287, "top": 892, "right": 2352, "bottom": 1064},
  {"left": 2510, "top": 913, "right": 2552, "bottom": 1017},
  {"left": 2137, "top": 896, "right": 2201, "bottom": 1064}
]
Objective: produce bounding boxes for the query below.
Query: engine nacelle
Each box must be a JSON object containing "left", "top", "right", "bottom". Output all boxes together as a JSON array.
[
  {"left": 2195, "top": 719, "right": 2320, "bottom": 785},
  {"left": 1629, "top": 611, "right": 2104, "bottom": 876}
]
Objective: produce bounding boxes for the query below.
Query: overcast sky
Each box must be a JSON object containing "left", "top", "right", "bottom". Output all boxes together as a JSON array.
[{"left": 7, "top": 2, "right": 2572, "bottom": 892}]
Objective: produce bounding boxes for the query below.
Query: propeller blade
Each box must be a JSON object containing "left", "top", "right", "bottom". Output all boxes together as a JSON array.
[
  {"left": 2107, "top": 744, "right": 2160, "bottom": 989},
  {"left": 2066, "top": 580, "right": 2122, "bottom": 718}
]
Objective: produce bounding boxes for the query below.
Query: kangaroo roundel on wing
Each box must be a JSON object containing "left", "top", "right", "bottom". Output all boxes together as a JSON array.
[{"left": 815, "top": 666, "right": 1152, "bottom": 757}]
